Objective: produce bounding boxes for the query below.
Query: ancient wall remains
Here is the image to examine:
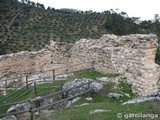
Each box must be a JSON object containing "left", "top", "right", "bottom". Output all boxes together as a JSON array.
[
  {"left": 0, "top": 34, "right": 159, "bottom": 96},
  {"left": 0, "top": 41, "right": 72, "bottom": 76}
]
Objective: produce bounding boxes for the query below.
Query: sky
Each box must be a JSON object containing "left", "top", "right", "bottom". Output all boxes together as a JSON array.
[{"left": 29, "top": 0, "right": 160, "bottom": 20}]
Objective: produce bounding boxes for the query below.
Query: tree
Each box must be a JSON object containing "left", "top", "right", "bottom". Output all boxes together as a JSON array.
[
  {"left": 21, "top": 0, "right": 24, "bottom": 3},
  {"left": 154, "top": 14, "right": 160, "bottom": 21},
  {"left": 31, "top": 2, "right": 35, "bottom": 7},
  {"left": 27, "top": 0, "right": 31, "bottom": 5},
  {"left": 120, "top": 12, "right": 128, "bottom": 18}
]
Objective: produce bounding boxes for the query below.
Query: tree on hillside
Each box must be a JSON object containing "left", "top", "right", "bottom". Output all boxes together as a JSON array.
[
  {"left": 154, "top": 14, "right": 160, "bottom": 21},
  {"left": 104, "top": 12, "right": 140, "bottom": 35}
]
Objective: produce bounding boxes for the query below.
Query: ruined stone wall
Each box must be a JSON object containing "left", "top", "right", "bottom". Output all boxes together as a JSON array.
[
  {"left": 0, "top": 34, "right": 159, "bottom": 96},
  {"left": 69, "top": 34, "right": 160, "bottom": 96},
  {"left": 0, "top": 41, "right": 71, "bottom": 77}
]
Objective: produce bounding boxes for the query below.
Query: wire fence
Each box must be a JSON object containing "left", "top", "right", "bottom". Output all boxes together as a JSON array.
[
  {"left": 0, "top": 61, "right": 95, "bottom": 119},
  {"left": 0, "top": 61, "right": 94, "bottom": 82},
  {"left": 0, "top": 60, "right": 94, "bottom": 94},
  {"left": 0, "top": 80, "right": 94, "bottom": 119}
]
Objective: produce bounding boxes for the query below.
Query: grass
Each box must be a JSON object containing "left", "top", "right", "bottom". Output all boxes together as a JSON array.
[
  {"left": 38, "top": 83, "right": 160, "bottom": 120},
  {"left": 38, "top": 71, "right": 160, "bottom": 120},
  {"left": 1, "top": 70, "right": 160, "bottom": 120},
  {"left": 39, "top": 100, "right": 160, "bottom": 120},
  {"left": 71, "top": 69, "right": 120, "bottom": 79},
  {"left": 0, "top": 81, "right": 67, "bottom": 114}
]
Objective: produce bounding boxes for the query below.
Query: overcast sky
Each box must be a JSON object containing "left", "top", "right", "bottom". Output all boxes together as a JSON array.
[{"left": 29, "top": 0, "right": 160, "bottom": 20}]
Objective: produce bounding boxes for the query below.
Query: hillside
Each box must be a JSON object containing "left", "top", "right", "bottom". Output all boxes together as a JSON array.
[
  {"left": 0, "top": 0, "right": 107, "bottom": 54},
  {"left": 0, "top": 0, "right": 160, "bottom": 61}
]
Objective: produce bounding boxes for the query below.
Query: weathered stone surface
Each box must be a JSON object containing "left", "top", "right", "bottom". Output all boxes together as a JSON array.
[
  {"left": 69, "top": 34, "right": 160, "bottom": 96},
  {"left": 62, "top": 78, "right": 103, "bottom": 97},
  {"left": 122, "top": 94, "right": 160, "bottom": 105},
  {"left": 96, "top": 77, "right": 109, "bottom": 82},
  {"left": 1, "top": 115, "right": 17, "bottom": 120},
  {"left": 108, "top": 93, "right": 124, "bottom": 99},
  {"left": 74, "top": 103, "right": 90, "bottom": 107},
  {"left": 90, "top": 109, "right": 111, "bottom": 114},
  {"left": 6, "top": 96, "right": 52, "bottom": 120},
  {"left": 0, "top": 34, "right": 160, "bottom": 96},
  {"left": 7, "top": 102, "right": 31, "bottom": 120},
  {"left": 0, "top": 41, "right": 72, "bottom": 76},
  {"left": 66, "top": 97, "right": 81, "bottom": 107}
]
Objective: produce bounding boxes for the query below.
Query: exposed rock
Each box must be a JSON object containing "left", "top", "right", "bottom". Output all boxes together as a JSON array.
[
  {"left": 108, "top": 93, "right": 124, "bottom": 99},
  {"left": 55, "top": 74, "right": 69, "bottom": 80},
  {"left": 86, "top": 97, "right": 93, "bottom": 101},
  {"left": 74, "top": 103, "right": 90, "bottom": 107},
  {"left": 6, "top": 96, "right": 52, "bottom": 120},
  {"left": 66, "top": 97, "right": 81, "bottom": 107},
  {"left": 90, "top": 109, "right": 111, "bottom": 114},
  {"left": 124, "top": 93, "right": 130, "bottom": 98},
  {"left": 7, "top": 102, "right": 31, "bottom": 120},
  {"left": 1, "top": 115, "right": 17, "bottom": 120},
  {"left": 122, "top": 97, "right": 160, "bottom": 105},
  {"left": 96, "top": 77, "right": 109, "bottom": 82},
  {"left": 122, "top": 94, "right": 160, "bottom": 105},
  {"left": 7, "top": 103, "right": 31, "bottom": 113},
  {"left": 62, "top": 78, "right": 103, "bottom": 97}
]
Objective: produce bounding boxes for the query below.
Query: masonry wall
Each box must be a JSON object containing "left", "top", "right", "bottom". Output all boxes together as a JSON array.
[
  {"left": 69, "top": 34, "right": 160, "bottom": 96},
  {"left": 0, "top": 34, "right": 159, "bottom": 96}
]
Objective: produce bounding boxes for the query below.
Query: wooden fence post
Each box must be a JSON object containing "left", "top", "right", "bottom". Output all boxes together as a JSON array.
[
  {"left": 26, "top": 75, "right": 28, "bottom": 89},
  {"left": 60, "top": 80, "right": 63, "bottom": 91},
  {"left": 4, "top": 80, "right": 7, "bottom": 96},
  {"left": 30, "top": 107, "right": 34, "bottom": 120},
  {"left": 34, "top": 82, "right": 37, "bottom": 96},
  {"left": 52, "top": 70, "right": 55, "bottom": 83}
]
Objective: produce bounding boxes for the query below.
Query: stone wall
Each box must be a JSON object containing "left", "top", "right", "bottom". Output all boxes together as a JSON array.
[
  {"left": 69, "top": 34, "right": 160, "bottom": 96},
  {"left": 0, "top": 34, "right": 159, "bottom": 96},
  {"left": 0, "top": 41, "right": 72, "bottom": 76}
]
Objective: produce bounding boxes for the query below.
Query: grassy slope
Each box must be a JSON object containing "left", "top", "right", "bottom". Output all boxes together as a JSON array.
[
  {"left": 0, "top": 70, "right": 160, "bottom": 120},
  {"left": 39, "top": 101, "right": 160, "bottom": 120},
  {"left": 0, "top": 81, "right": 65, "bottom": 114},
  {"left": 0, "top": 1, "right": 107, "bottom": 54},
  {"left": 38, "top": 70, "right": 160, "bottom": 120}
]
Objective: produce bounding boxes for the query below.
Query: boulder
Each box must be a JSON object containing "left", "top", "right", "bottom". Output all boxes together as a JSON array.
[
  {"left": 90, "top": 109, "right": 111, "bottom": 114},
  {"left": 122, "top": 94, "right": 160, "bottom": 105},
  {"left": 1, "top": 115, "right": 17, "bottom": 120},
  {"left": 96, "top": 77, "right": 109, "bottom": 82},
  {"left": 62, "top": 78, "right": 103, "bottom": 97},
  {"left": 66, "top": 97, "right": 81, "bottom": 107},
  {"left": 7, "top": 102, "right": 31, "bottom": 120},
  {"left": 6, "top": 96, "right": 51, "bottom": 120},
  {"left": 108, "top": 93, "right": 123, "bottom": 99}
]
